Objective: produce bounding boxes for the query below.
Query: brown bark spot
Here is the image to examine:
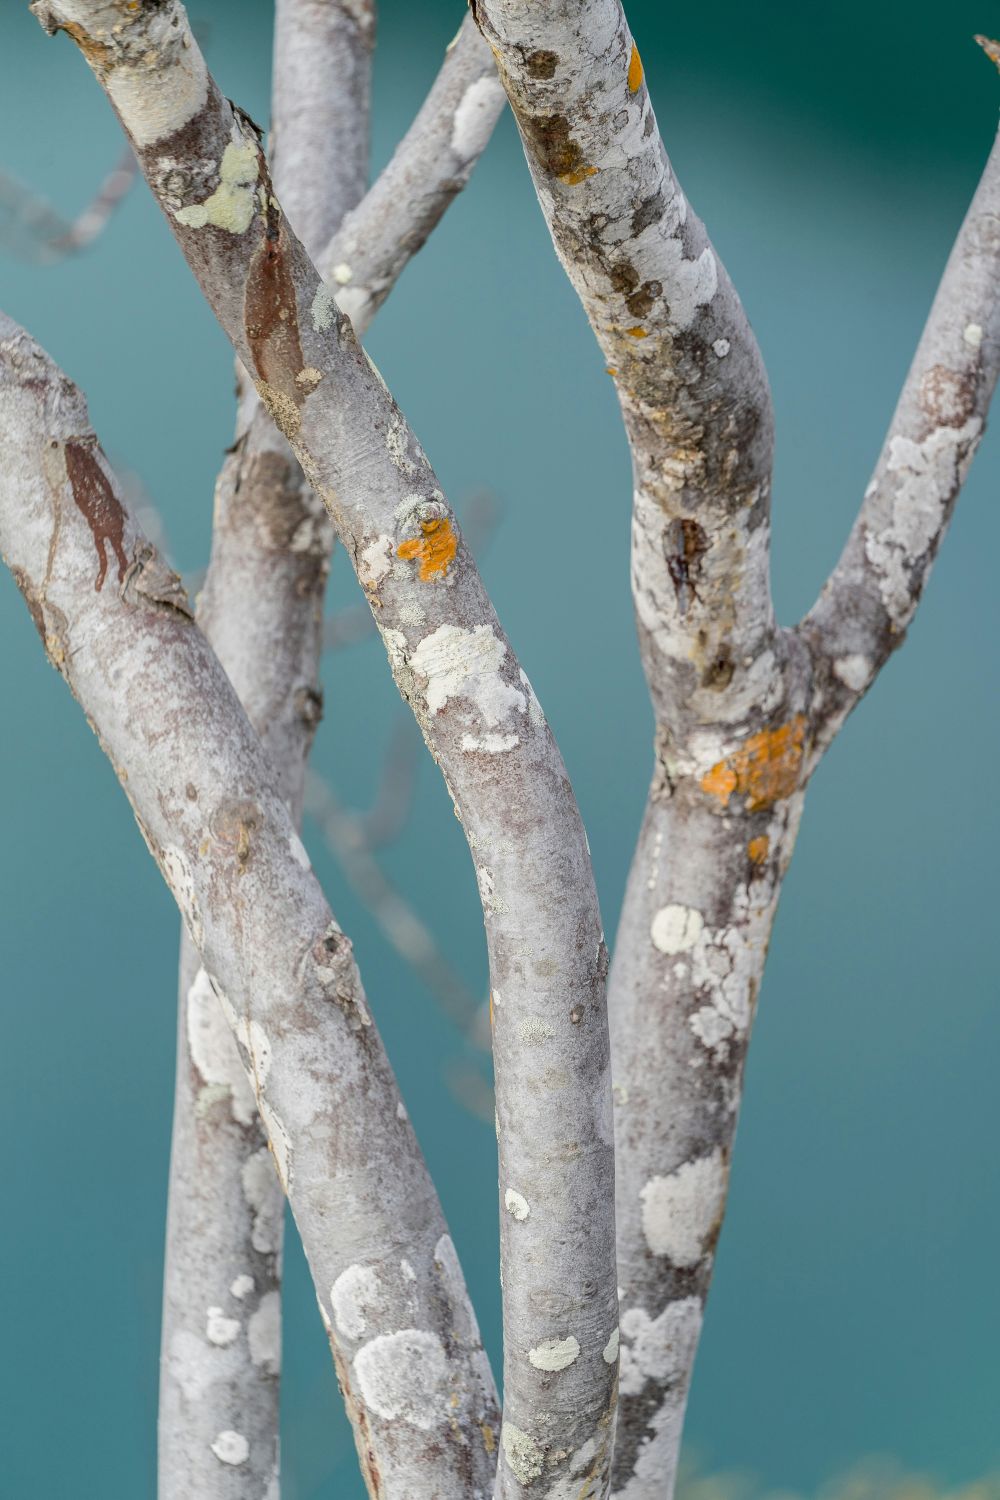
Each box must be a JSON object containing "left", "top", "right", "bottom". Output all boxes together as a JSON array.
[
  {"left": 701, "top": 715, "right": 807, "bottom": 811},
  {"left": 514, "top": 109, "right": 591, "bottom": 183},
  {"left": 244, "top": 190, "right": 306, "bottom": 420},
  {"left": 918, "top": 364, "right": 975, "bottom": 428},
  {"left": 10, "top": 566, "right": 46, "bottom": 643},
  {"left": 211, "top": 798, "right": 262, "bottom": 869},
  {"left": 397, "top": 516, "right": 457, "bottom": 580},
  {"left": 525, "top": 49, "right": 558, "bottom": 79},
  {"left": 665, "top": 517, "right": 709, "bottom": 615},
  {"left": 65, "top": 440, "right": 129, "bottom": 592}
]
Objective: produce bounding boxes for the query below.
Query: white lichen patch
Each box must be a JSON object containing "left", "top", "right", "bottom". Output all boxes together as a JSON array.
[
  {"left": 354, "top": 1329, "right": 449, "bottom": 1430},
  {"left": 833, "top": 654, "right": 872, "bottom": 693},
  {"left": 311, "top": 282, "right": 339, "bottom": 333},
  {"left": 332, "top": 262, "right": 353, "bottom": 285},
  {"left": 410, "top": 624, "right": 526, "bottom": 727},
  {"left": 107, "top": 16, "right": 208, "bottom": 147},
  {"left": 865, "top": 417, "right": 982, "bottom": 626},
  {"left": 519, "top": 1015, "right": 555, "bottom": 1045},
  {"left": 504, "top": 1188, "right": 530, "bottom": 1221},
  {"left": 451, "top": 75, "right": 506, "bottom": 158},
  {"left": 650, "top": 904, "right": 703, "bottom": 955},
  {"left": 964, "top": 322, "right": 984, "bottom": 349},
  {"left": 501, "top": 1423, "right": 544, "bottom": 1484},
  {"left": 603, "top": 1325, "right": 620, "bottom": 1365},
  {"left": 175, "top": 138, "right": 260, "bottom": 234},
  {"left": 242, "top": 1146, "right": 283, "bottom": 1255},
  {"left": 211, "top": 1430, "right": 250, "bottom": 1467},
  {"left": 461, "top": 732, "right": 519, "bottom": 753},
  {"left": 330, "top": 1263, "right": 381, "bottom": 1341},
  {"left": 712, "top": 337, "right": 731, "bottom": 357},
  {"left": 618, "top": 1296, "right": 702, "bottom": 1399},
  {"left": 639, "top": 1150, "right": 727, "bottom": 1265},
  {"left": 231, "top": 1274, "right": 254, "bottom": 1300},
  {"left": 359, "top": 534, "right": 394, "bottom": 589},
  {"left": 206, "top": 1306, "right": 240, "bottom": 1347},
  {"left": 528, "top": 1334, "right": 580, "bottom": 1371},
  {"left": 248, "top": 1290, "right": 281, "bottom": 1375},
  {"left": 186, "top": 967, "right": 256, "bottom": 1124}
]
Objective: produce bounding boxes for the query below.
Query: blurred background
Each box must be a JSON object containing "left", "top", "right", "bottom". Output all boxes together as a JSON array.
[{"left": 1, "top": 2, "right": 999, "bottom": 1495}]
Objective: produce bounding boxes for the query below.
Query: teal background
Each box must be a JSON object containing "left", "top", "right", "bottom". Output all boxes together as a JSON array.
[{"left": 1, "top": 2, "right": 999, "bottom": 1494}]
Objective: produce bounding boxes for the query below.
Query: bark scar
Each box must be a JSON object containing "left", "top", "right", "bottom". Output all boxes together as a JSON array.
[{"left": 65, "top": 439, "right": 129, "bottom": 592}]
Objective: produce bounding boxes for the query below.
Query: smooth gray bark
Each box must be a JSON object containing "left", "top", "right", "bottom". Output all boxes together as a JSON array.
[
  {"left": 32, "top": 3, "right": 617, "bottom": 1494},
  {"left": 0, "top": 311, "right": 500, "bottom": 1497}
]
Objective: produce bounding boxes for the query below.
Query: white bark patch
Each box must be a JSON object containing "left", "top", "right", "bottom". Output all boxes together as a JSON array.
[
  {"left": 353, "top": 1329, "right": 449, "bottom": 1429},
  {"left": 662, "top": 243, "right": 717, "bottom": 331},
  {"left": 107, "top": 20, "right": 208, "bottom": 147},
  {"left": 241, "top": 1146, "right": 283, "bottom": 1255},
  {"left": 288, "top": 831, "right": 311, "bottom": 870},
  {"left": 211, "top": 1430, "right": 250, "bottom": 1467},
  {"left": 166, "top": 1330, "right": 221, "bottom": 1403},
  {"left": 335, "top": 285, "right": 369, "bottom": 325},
  {"left": 162, "top": 847, "right": 203, "bottom": 947},
  {"left": 410, "top": 624, "right": 526, "bottom": 726},
  {"left": 311, "top": 283, "right": 338, "bottom": 332},
  {"left": 504, "top": 1188, "right": 530, "bottom": 1221},
  {"left": 206, "top": 1306, "right": 240, "bottom": 1347},
  {"left": 451, "top": 76, "right": 506, "bottom": 159},
  {"left": 618, "top": 1297, "right": 703, "bottom": 1398},
  {"left": 865, "top": 417, "right": 982, "bottom": 625},
  {"left": 330, "top": 1263, "right": 380, "bottom": 1340},
  {"left": 248, "top": 1290, "right": 281, "bottom": 1375},
  {"left": 461, "top": 732, "right": 519, "bottom": 753},
  {"left": 359, "top": 535, "right": 394, "bottom": 588},
  {"left": 501, "top": 1423, "right": 544, "bottom": 1484},
  {"left": 640, "top": 1150, "right": 727, "bottom": 1264},
  {"left": 186, "top": 967, "right": 257, "bottom": 1124},
  {"left": 650, "top": 904, "right": 703, "bottom": 955},
  {"left": 603, "top": 1325, "right": 620, "bottom": 1364},
  {"left": 231, "top": 1274, "right": 254, "bottom": 1300},
  {"left": 528, "top": 1335, "right": 580, "bottom": 1371},
  {"left": 833, "top": 654, "right": 872, "bottom": 693},
  {"left": 175, "top": 138, "right": 260, "bottom": 234}
]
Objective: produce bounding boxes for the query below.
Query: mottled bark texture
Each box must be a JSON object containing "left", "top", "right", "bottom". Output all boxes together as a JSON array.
[
  {"left": 32, "top": 5, "right": 617, "bottom": 1495},
  {"left": 0, "top": 314, "right": 499, "bottom": 1497},
  {"left": 159, "top": 3, "right": 372, "bottom": 1494},
  {"left": 472, "top": 3, "right": 1000, "bottom": 1494}
]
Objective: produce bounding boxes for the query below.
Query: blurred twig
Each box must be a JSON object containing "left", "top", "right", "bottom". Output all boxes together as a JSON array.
[{"left": 0, "top": 149, "right": 136, "bottom": 263}]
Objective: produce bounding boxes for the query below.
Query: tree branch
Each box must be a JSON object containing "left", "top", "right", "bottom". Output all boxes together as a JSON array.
[
  {"left": 31, "top": 2, "right": 616, "bottom": 1493},
  {"left": 159, "top": 2, "right": 373, "bottom": 1494},
  {"left": 0, "top": 311, "right": 500, "bottom": 1498}
]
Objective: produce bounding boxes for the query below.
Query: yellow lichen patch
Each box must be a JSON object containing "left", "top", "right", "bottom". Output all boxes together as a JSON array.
[
  {"left": 628, "top": 42, "right": 644, "bottom": 93},
  {"left": 626, "top": 326, "right": 649, "bottom": 339},
  {"left": 747, "top": 835, "right": 770, "bottom": 865},
  {"left": 397, "top": 516, "right": 457, "bottom": 581},
  {"left": 295, "top": 366, "right": 324, "bottom": 392},
  {"left": 559, "top": 165, "right": 598, "bottom": 186},
  {"left": 482, "top": 1423, "right": 496, "bottom": 1456},
  {"left": 701, "top": 716, "right": 807, "bottom": 812}
]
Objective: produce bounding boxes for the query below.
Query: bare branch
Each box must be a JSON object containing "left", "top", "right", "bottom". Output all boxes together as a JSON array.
[
  {"left": 0, "top": 312, "right": 500, "bottom": 1498},
  {"left": 801, "top": 117, "right": 1000, "bottom": 755},
  {"left": 0, "top": 148, "right": 135, "bottom": 261},
  {"left": 160, "top": 1, "right": 372, "bottom": 1493},
  {"left": 319, "top": 14, "right": 506, "bottom": 337},
  {"left": 30, "top": 4, "right": 618, "bottom": 1488}
]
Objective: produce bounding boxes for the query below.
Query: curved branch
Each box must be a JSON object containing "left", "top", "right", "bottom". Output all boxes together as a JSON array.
[
  {"left": 801, "top": 119, "right": 1000, "bottom": 755},
  {"left": 32, "top": 3, "right": 616, "bottom": 1494},
  {"left": 0, "top": 312, "right": 500, "bottom": 1499},
  {"left": 159, "top": 3, "right": 373, "bottom": 1494}
]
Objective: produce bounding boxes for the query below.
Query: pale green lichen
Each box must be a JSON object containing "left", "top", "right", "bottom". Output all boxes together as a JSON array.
[
  {"left": 502, "top": 1423, "right": 544, "bottom": 1483},
  {"left": 175, "top": 139, "right": 260, "bottom": 234}
]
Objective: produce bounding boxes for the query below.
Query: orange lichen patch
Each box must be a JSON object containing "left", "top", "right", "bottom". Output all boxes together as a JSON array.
[
  {"left": 747, "top": 835, "right": 770, "bottom": 866},
  {"left": 628, "top": 42, "right": 644, "bottom": 93},
  {"left": 606, "top": 366, "right": 618, "bottom": 376},
  {"left": 397, "top": 516, "right": 457, "bottom": 581},
  {"left": 701, "top": 716, "right": 807, "bottom": 812},
  {"left": 626, "top": 326, "right": 649, "bottom": 339},
  {"left": 559, "top": 164, "right": 598, "bottom": 186}
]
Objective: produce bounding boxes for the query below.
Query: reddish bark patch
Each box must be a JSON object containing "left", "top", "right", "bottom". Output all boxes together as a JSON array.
[
  {"left": 65, "top": 440, "right": 129, "bottom": 592},
  {"left": 244, "top": 176, "right": 305, "bottom": 411}
]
